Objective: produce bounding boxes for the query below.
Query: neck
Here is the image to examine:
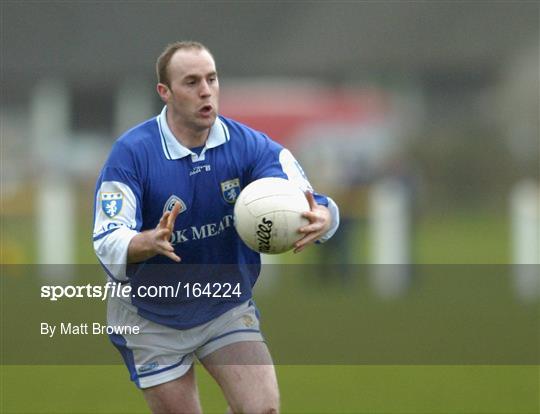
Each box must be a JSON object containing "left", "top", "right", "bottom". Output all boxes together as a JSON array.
[{"left": 166, "top": 110, "right": 210, "bottom": 148}]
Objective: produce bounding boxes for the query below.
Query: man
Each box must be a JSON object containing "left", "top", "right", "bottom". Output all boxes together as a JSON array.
[{"left": 93, "top": 41, "right": 339, "bottom": 413}]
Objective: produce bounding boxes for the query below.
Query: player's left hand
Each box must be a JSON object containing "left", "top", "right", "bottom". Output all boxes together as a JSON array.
[{"left": 294, "top": 191, "right": 332, "bottom": 253}]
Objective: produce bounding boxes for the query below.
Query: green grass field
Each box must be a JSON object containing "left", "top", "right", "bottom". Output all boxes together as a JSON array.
[{"left": 1, "top": 365, "right": 538, "bottom": 413}]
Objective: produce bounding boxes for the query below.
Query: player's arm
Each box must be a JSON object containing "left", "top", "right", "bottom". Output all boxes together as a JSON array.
[
  {"left": 127, "top": 202, "right": 181, "bottom": 263},
  {"left": 93, "top": 140, "right": 181, "bottom": 282},
  {"left": 248, "top": 134, "right": 340, "bottom": 250},
  {"left": 275, "top": 148, "right": 339, "bottom": 249}
]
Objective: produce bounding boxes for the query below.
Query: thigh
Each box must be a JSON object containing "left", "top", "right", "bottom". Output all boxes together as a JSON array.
[
  {"left": 142, "top": 364, "right": 202, "bottom": 414},
  {"left": 201, "top": 341, "right": 280, "bottom": 413}
]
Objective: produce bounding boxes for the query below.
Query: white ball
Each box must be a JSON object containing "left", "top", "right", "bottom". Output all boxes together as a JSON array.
[{"left": 234, "top": 177, "right": 310, "bottom": 254}]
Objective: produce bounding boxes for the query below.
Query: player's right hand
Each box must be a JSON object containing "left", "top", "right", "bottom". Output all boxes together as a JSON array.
[
  {"left": 154, "top": 202, "right": 182, "bottom": 262},
  {"left": 127, "top": 202, "right": 182, "bottom": 263}
]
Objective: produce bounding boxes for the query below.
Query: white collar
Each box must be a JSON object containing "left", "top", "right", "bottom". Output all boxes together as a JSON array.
[{"left": 156, "top": 106, "right": 229, "bottom": 161}]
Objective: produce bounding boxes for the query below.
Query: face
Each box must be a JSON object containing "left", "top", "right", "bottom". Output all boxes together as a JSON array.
[{"left": 157, "top": 48, "right": 219, "bottom": 133}]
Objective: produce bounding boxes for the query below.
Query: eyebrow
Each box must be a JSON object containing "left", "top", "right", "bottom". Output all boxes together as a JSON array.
[{"left": 183, "top": 71, "right": 218, "bottom": 80}]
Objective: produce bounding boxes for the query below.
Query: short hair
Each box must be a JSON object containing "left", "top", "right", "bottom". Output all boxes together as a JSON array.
[{"left": 156, "top": 41, "right": 213, "bottom": 87}]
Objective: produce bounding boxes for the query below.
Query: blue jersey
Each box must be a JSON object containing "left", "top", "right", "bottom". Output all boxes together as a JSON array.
[{"left": 93, "top": 106, "right": 339, "bottom": 329}]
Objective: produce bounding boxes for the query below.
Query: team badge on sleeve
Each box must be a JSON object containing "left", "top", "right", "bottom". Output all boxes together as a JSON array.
[
  {"left": 163, "top": 195, "right": 187, "bottom": 215},
  {"left": 101, "top": 192, "right": 123, "bottom": 218},
  {"left": 221, "top": 178, "right": 241, "bottom": 203}
]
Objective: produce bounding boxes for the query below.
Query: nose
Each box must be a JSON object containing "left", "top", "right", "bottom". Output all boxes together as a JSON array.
[{"left": 199, "top": 80, "right": 211, "bottom": 97}]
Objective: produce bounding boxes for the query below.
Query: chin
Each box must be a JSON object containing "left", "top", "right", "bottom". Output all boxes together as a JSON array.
[
  {"left": 202, "top": 114, "right": 217, "bottom": 126},
  {"left": 194, "top": 119, "right": 214, "bottom": 131}
]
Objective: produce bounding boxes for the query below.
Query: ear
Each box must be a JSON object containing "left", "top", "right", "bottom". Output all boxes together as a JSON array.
[{"left": 156, "top": 83, "right": 170, "bottom": 103}]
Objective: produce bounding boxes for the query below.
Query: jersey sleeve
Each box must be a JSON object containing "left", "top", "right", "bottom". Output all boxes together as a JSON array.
[
  {"left": 93, "top": 141, "right": 143, "bottom": 281},
  {"left": 250, "top": 136, "right": 340, "bottom": 242}
]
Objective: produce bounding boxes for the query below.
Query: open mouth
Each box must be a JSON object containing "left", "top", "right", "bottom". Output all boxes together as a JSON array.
[{"left": 199, "top": 105, "right": 213, "bottom": 116}]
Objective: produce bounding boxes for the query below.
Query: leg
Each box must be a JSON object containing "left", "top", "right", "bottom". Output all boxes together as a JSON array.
[
  {"left": 142, "top": 365, "right": 202, "bottom": 414},
  {"left": 201, "top": 341, "right": 280, "bottom": 414}
]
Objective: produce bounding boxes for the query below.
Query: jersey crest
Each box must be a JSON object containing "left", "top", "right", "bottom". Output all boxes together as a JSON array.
[
  {"left": 101, "top": 192, "right": 123, "bottom": 218},
  {"left": 163, "top": 195, "right": 187, "bottom": 215},
  {"left": 221, "top": 178, "right": 241, "bottom": 204}
]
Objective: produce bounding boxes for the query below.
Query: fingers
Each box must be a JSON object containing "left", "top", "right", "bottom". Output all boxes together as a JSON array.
[
  {"left": 294, "top": 201, "right": 332, "bottom": 254},
  {"left": 155, "top": 227, "right": 172, "bottom": 240},
  {"left": 295, "top": 217, "right": 325, "bottom": 253},
  {"left": 163, "top": 250, "right": 181, "bottom": 262},
  {"left": 167, "top": 202, "right": 182, "bottom": 229},
  {"left": 298, "top": 222, "right": 324, "bottom": 235},
  {"left": 156, "top": 202, "right": 181, "bottom": 231},
  {"left": 155, "top": 238, "right": 174, "bottom": 252},
  {"left": 295, "top": 220, "right": 325, "bottom": 253},
  {"left": 157, "top": 211, "right": 171, "bottom": 229},
  {"left": 130, "top": 225, "right": 183, "bottom": 263},
  {"left": 299, "top": 210, "right": 322, "bottom": 227},
  {"left": 151, "top": 226, "right": 182, "bottom": 262},
  {"left": 155, "top": 203, "right": 181, "bottom": 262},
  {"left": 155, "top": 238, "right": 181, "bottom": 262},
  {"left": 299, "top": 208, "right": 328, "bottom": 234},
  {"left": 304, "top": 191, "right": 317, "bottom": 210},
  {"left": 294, "top": 232, "right": 320, "bottom": 253}
]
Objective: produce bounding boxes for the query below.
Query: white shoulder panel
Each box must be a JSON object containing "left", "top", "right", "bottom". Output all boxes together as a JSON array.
[
  {"left": 279, "top": 149, "right": 313, "bottom": 192},
  {"left": 93, "top": 181, "right": 138, "bottom": 281}
]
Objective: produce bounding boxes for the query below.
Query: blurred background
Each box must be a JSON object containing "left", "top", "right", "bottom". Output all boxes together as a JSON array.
[
  {"left": 2, "top": 1, "right": 538, "bottom": 267},
  {"left": 1, "top": 1, "right": 539, "bottom": 413}
]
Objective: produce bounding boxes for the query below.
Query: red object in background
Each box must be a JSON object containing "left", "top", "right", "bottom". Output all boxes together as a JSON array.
[{"left": 220, "top": 85, "right": 388, "bottom": 146}]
